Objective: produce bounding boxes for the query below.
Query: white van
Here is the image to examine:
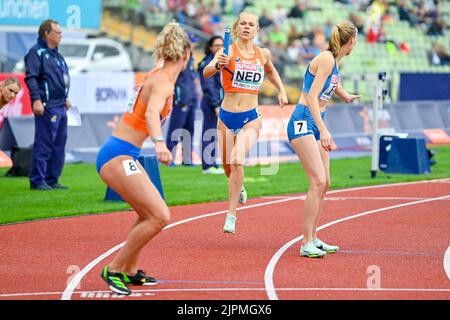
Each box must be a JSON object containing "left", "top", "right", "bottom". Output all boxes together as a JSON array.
[{"left": 15, "top": 38, "right": 133, "bottom": 73}]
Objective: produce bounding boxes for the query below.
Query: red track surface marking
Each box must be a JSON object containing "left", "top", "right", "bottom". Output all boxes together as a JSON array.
[{"left": 0, "top": 179, "right": 448, "bottom": 300}]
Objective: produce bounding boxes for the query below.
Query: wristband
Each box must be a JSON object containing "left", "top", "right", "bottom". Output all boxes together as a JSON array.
[
  {"left": 152, "top": 136, "right": 165, "bottom": 143},
  {"left": 214, "top": 61, "right": 221, "bottom": 70}
]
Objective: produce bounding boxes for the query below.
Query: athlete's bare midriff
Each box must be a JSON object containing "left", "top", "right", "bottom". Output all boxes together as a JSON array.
[
  {"left": 221, "top": 91, "right": 259, "bottom": 112},
  {"left": 299, "top": 93, "right": 328, "bottom": 113},
  {"left": 112, "top": 120, "right": 147, "bottom": 149}
]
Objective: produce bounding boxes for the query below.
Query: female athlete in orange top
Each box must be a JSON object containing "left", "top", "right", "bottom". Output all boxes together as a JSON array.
[
  {"left": 203, "top": 12, "right": 288, "bottom": 234},
  {"left": 96, "top": 23, "right": 191, "bottom": 295},
  {"left": 0, "top": 77, "right": 21, "bottom": 109}
]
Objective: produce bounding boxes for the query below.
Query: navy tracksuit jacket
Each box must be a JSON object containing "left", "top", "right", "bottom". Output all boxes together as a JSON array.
[
  {"left": 166, "top": 56, "right": 198, "bottom": 164},
  {"left": 198, "top": 54, "right": 223, "bottom": 170},
  {"left": 25, "top": 37, "right": 70, "bottom": 187}
]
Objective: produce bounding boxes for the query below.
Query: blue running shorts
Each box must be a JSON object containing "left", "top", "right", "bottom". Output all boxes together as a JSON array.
[
  {"left": 96, "top": 136, "right": 141, "bottom": 173},
  {"left": 287, "top": 104, "right": 325, "bottom": 142},
  {"left": 219, "top": 107, "right": 261, "bottom": 134}
]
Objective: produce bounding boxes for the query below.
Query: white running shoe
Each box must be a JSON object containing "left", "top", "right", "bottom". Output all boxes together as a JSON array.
[
  {"left": 202, "top": 167, "right": 225, "bottom": 175},
  {"left": 223, "top": 213, "right": 236, "bottom": 234},
  {"left": 239, "top": 186, "right": 247, "bottom": 204},
  {"left": 313, "top": 238, "right": 340, "bottom": 253},
  {"left": 300, "top": 242, "right": 326, "bottom": 258}
]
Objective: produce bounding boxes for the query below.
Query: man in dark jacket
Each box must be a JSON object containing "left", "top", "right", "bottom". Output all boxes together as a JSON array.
[
  {"left": 198, "top": 36, "right": 224, "bottom": 174},
  {"left": 25, "top": 19, "right": 71, "bottom": 190}
]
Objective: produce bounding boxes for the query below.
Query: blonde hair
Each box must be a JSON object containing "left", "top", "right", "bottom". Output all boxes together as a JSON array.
[
  {"left": 231, "top": 11, "right": 259, "bottom": 39},
  {"left": 328, "top": 21, "right": 357, "bottom": 57},
  {"left": 153, "top": 22, "right": 191, "bottom": 62},
  {"left": 1, "top": 77, "right": 21, "bottom": 89}
]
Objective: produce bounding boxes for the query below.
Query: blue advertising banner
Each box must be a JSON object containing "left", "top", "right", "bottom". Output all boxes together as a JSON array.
[
  {"left": 0, "top": 0, "right": 101, "bottom": 29},
  {"left": 399, "top": 73, "right": 450, "bottom": 101}
]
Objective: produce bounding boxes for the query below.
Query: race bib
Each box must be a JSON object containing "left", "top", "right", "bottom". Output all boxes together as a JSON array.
[
  {"left": 127, "top": 85, "right": 143, "bottom": 113},
  {"left": 294, "top": 120, "right": 308, "bottom": 135},
  {"left": 123, "top": 159, "right": 142, "bottom": 176},
  {"left": 320, "top": 75, "right": 339, "bottom": 101},
  {"left": 232, "top": 60, "right": 264, "bottom": 91}
]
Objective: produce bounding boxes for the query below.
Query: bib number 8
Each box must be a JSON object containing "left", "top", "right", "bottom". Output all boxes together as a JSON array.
[{"left": 123, "top": 159, "right": 142, "bottom": 176}]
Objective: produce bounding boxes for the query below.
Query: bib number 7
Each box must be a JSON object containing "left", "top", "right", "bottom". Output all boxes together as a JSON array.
[{"left": 294, "top": 120, "right": 307, "bottom": 135}]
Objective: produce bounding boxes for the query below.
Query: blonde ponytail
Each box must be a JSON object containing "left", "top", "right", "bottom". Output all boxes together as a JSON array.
[
  {"left": 328, "top": 21, "right": 357, "bottom": 57},
  {"left": 153, "top": 22, "right": 191, "bottom": 63}
]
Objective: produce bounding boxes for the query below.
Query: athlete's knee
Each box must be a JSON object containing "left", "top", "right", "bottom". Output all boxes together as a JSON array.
[
  {"left": 311, "top": 176, "right": 327, "bottom": 197},
  {"left": 153, "top": 206, "right": 171, "bottom": 230},
  {"left": 140, "top": 204, "right": 170, "bottom": 229},
  {"left": 230, "top": 152, "right": 245, "bottom": 166},
  {"left": 230, "top": 162, "right": 244, "bottom": 173}
]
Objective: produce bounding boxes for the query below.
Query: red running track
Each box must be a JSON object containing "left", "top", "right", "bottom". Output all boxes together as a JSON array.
[{"left": 0, "top": 179, "right": 449, "bottom": 300}]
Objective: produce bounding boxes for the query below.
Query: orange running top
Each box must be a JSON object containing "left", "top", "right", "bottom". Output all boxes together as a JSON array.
[
  {"left": 122, "top": 68, "right": 173, "bottom": 136},
  {"left": 221, "top": 42, "right": 265, "bottom": 95}
]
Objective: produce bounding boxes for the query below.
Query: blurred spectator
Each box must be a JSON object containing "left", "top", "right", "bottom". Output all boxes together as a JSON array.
[
  {"left": 349, "top": 12, "right": 365, "bottom": 35},
  {"left": 381, "top": 3, "right": 395, "bottom": 24},
  {"left": 324, "top": 20, "right": 333, "bottom": 40},
  {"left": 233, "top": 0, "right": 245, "bottom": 16},
  {"left": 185, "top": 0, "right": 197, "bottom": 20},
  {"left": 287, "top": 25, "right": 301, "bottom": 46},
  {"left": 366, "top": 22, "right": 387, "bottom": 44},
  {"left": 298, "top": 37, "right": 316, "bottom": 63},
  {"left": 166, "top": 53, "right": 198, "bottom": 165},
  {"left": 287, "top": 0, "right": 307, "bottom": 19},
  {"left": 272, "top": 4, "right": 287, "bottom": 27},
  {"left": 366, "top": 0, "right": 387, "bottom": 29},
  {"left": 259, "top": 8, "right": 274, "bottom": 29},
  {"left": 428, "top": 42, "right": 450, "bottom": 66},
  {"left": 268, "top": 25, "right": 288, "bottom": 49},
  {"left": 198, "top": 36, "right": 225, "bottom": 174},
  {"left": 220, "top": 0, "right": 227, "bottom": 15},
  {"left": 427, "top": 17, "right": 447, "bottom": 36},
  {"left": 141, "top": 0, "right": 168, "bottom": 13},
  {"left": 287, "top": 39, "right": 303, "bottom": 62},
  {"left": 397, "top": 0, "right": 417, "bottom": 27},
  {"left": 125, "top": 0, "right": 145, "bottom": 26},
  {"left": 311, "top": 27, "right": 327, "bottom": 51}
]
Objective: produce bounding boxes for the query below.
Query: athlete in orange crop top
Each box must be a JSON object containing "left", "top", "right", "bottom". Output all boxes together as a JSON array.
[
  {"left": 203, "top": 12, "right": 288, "bottom": 234},
  {"left": 121, "top": 68, "right": 174, "bottom": 136},
  {"left": 221, "top": 42, "right": 265, "bottom": 95},
  {"left": 96, "top": 23, "right": 191, "bottom": 296}
]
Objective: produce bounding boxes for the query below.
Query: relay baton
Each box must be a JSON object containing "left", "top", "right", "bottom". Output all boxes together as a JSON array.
[{"left": 224, "top": 28, "right": 230, "bottom": 56}]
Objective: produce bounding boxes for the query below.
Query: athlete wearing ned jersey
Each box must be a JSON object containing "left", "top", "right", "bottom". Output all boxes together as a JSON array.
[
  {"left": 96, "top": 23, "right": 191, "bottom": 296},
  {"left": 287, "top": 22, "right": 361, "bottom": 259},
  {"left": 203, "top": 12, "right": 288, "bottom": 234}
]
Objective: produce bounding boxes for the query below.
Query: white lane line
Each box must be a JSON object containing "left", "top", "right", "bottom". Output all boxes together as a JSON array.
[
  {"left": 62, "top": 179, "right": 449, "bottom": 300},
  {"left": 261, "top": 196, "right": 450, "bottom": 201},
  {"left": 444, "top": 246, "right": 450, "bottom": 281},
  {"left": 5, "top": 286, "right": 450, "bottom": 298},
  {"left": 264, "top": 194, "right": 450, "bottom": 300}
]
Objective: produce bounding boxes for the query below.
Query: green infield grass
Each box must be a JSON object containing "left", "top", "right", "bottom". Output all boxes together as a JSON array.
[{"left": 0, "top": 145, "right": 448, "bottom": 225}]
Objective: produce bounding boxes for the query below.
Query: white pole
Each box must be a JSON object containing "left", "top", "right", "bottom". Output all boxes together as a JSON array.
[{"left": 371, "top": 72, "right": 386, "bottom": 178}]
